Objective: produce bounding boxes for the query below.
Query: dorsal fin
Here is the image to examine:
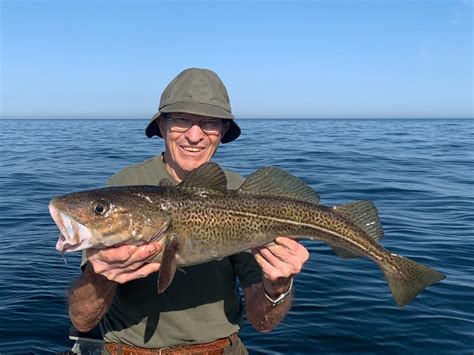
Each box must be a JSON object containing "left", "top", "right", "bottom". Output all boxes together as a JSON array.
[
  {"left": 178, "top": 162, "right": 227, "bottom": 193},
  {"left": 334, "top": 200, "right": 384, "bottom": 242},
  {"left": 159, "top": 178, "right": 175, "bottom": 187},
  {"left": 327, "top": 201, "right": 384, "bottom": 259},
  {"left": 238, "top": 166, "right": 320, "bottom": 204}
]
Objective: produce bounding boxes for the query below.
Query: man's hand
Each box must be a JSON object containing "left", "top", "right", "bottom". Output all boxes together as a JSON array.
[
  {"left": 244, "top": 237, "right": 308, "bottom": 332},
  {"left": 252, "top": 237, "right": 309, "bottom": 296},
  {"left": 86, "top": 241, "right": 163, "bottom": 284}
]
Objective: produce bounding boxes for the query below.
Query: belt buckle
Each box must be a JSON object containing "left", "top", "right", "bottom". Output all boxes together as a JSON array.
[{"left": 158, "top": 346, "right": 170, "bottom": 355}]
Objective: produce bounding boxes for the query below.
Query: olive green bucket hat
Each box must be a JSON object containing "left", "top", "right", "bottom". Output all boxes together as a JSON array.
[{"left": 145, "top": 68, "right": 241, "bottom": 143}]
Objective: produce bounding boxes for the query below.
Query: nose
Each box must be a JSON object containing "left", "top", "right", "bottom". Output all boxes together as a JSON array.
[{"left": 184, "top": 123, "right": 205, "bottom": 142}]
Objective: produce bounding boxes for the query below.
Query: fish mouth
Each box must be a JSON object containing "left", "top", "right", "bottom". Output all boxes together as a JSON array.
[{"left": 49, "top": 202, "right": 94, "bottom": 253}]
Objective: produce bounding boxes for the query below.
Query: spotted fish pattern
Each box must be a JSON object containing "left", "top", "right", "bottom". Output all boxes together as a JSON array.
[{"left": 50, "top": 163, "right": 445, "bottom": 306}]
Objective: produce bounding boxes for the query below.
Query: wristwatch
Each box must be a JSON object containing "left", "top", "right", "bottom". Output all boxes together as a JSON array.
[{"left": 263, "top": 278, "right": 294, "bottom": 306}]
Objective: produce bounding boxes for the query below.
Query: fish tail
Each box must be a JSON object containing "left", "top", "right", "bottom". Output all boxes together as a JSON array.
[{"left": 381, "top": 255, "right": 446, "bottom": 307}]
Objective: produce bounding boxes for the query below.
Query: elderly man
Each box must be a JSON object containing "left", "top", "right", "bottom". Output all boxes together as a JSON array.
[{"left": 69, "top": 68, "right": 309, "bottom": 354}]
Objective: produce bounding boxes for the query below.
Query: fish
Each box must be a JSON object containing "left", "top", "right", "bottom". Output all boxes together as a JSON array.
[{"left": 49, "top": 162, "right": 445, "bottom": 306}]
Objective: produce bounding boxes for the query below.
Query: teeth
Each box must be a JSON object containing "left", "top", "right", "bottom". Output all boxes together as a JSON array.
[{"left": 183, "top": 147, "right": 203, "bottom": 152}]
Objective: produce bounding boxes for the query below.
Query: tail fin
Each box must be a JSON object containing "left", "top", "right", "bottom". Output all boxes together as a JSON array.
[{"left": 382, "top": 255, "right": 446, "bottom": 307}]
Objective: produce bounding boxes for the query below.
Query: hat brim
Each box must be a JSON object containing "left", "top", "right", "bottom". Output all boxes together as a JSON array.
[{"left": 145, "top": 103, "right": 240, "bottom": 143}]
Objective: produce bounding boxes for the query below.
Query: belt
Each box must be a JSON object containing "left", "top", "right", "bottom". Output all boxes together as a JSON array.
[{"left": 104, "top": 333, "right": 239, "bottom": 355}]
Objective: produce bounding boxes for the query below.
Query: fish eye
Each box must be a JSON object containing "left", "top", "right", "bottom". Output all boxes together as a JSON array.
[{"left": 91, "top": 200, "right": 109, "bottom": 215}]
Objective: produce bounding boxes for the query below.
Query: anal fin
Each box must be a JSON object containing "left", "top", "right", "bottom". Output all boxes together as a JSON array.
[
  {"left": 316, "top": 230, "right": 364, "bottom": 259},
  {"left": 330, "top": 245, "right": 364, "bottom": 259}
]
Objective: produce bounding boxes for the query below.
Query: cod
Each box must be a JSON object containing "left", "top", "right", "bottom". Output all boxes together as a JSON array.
[{"left": 49, "top": 163, "right": 445, "bottom": 307}]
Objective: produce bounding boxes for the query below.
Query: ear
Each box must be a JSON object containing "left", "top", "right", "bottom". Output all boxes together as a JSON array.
[{"left": 157, "top": 117, "right": 167, "bottom": 137}]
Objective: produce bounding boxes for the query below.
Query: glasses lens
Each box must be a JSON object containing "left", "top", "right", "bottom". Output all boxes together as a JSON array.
[
  {"left": 169, "top": 116, "right": 192, "bottom": 131},
  {"left": 167, "top": 116, "right": 223, "bottom": 134},
  {"left": 200, "top": 119, "right": 223, "bottom": 133}
]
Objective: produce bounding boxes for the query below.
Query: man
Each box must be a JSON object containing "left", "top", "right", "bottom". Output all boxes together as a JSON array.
[{"left": 69, "top": 68, "right": 309, "bottom": 354}]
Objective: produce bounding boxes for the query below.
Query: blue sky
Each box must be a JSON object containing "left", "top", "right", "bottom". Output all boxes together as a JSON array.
[{"left": 1, "top": 0, "right": 472, "bottom": 119}]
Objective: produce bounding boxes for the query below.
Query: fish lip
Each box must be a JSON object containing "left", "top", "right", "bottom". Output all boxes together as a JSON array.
[
  {"left": 49, "top": 202, "right": 94, "bottom": 253},
  {"left": 55, "top": 233, "right": 91, "bottom": 253},
  {"left": 49, "top": 202, "right": 68, "bottom": 236}
]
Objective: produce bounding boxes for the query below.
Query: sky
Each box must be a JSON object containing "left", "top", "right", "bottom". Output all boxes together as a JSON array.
[{"left": 0, "top": 0, "right": 472, "bottom": 119}]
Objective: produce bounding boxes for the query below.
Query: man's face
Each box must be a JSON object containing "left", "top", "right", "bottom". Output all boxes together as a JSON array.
[{"left": 158, "top": 113, "right": 229, "bottom": 181}]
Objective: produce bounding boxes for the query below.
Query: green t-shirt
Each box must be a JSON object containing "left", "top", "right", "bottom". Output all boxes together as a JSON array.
[{"left": 100, "top": 155, "right": 262, "bottom": 347}]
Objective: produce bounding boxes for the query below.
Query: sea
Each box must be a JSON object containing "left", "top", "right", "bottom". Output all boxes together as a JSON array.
[{"left": 0, "top": 118, "right": 472, "bottom": 354}]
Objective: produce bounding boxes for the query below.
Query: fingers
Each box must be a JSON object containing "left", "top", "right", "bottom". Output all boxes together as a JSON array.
[
  {"left": 274, "top": 237, "right": 310, "bottom": 265},
  {"left": 127, "top": 242, "right": 163, "bottom": 264},
  {"left": 86, "top": 241, "right": 163, "bottom": 283},
  {"left": 252, "top": 237, "right": 309, "bottom": 282},
  {"left": 253, "top": 247, "right": 294, "bottom": 280},
  {"left": 86, "top": 244, "right": 131, "bottom": 265},
  {"left": 104, "top": 262, "right": 161, "bottom": 284},
  {"left": 274, "top": 237, "right": 304, "bottom": 255}
]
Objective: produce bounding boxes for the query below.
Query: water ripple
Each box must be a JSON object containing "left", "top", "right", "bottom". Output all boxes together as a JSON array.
[{"left": 0, "top": 119, "right": 472, "bottom": 353}]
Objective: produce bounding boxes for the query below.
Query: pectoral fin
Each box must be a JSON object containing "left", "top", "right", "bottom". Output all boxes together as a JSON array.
[
  {"left": 141, "top": 215, "right": 171, "bottom": 243},
  {"left": 157, "top": 235, "right": 180, "bottom": 294}
]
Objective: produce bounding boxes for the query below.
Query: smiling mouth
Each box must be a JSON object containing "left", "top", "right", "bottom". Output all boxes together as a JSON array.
[{"left": 180, "top": 146, "right": 205, "bottom": 153}]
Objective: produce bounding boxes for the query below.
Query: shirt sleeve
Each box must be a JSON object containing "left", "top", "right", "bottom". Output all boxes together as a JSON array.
[{"left": 229, "top": 251, "right": 262, "bottom": 289}]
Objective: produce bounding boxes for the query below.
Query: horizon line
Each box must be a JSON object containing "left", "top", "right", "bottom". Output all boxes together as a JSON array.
[{"left": 0, "top": 117, "right": 473, "bottom": 120}]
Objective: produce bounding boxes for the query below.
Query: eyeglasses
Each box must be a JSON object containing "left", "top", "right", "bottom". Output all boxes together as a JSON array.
[{"left": 165, "top": 115, "right": 225, "bottom": 135}]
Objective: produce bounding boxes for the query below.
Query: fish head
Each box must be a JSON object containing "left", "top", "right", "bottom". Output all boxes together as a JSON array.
[{"left": 49, "top": 187, "right": 171, "bottom": 253}]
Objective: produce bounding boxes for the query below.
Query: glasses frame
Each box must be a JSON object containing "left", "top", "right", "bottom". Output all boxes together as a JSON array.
[{"left": 163, "top": 114, "right": 228, "bottom": 135}]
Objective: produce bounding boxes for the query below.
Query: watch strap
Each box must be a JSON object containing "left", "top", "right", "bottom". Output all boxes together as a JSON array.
[{"left": 263, "top": 277, "right": 293, "bottom": 306}]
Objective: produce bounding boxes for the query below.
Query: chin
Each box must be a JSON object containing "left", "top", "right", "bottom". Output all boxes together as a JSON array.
[{"left": 180, "top": 160, "right": 207, "bottom": 173}]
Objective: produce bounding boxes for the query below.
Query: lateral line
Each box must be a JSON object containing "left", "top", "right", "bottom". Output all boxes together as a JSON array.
[{"left": 213, "top": 208, "right": 368, "bottom": 253}]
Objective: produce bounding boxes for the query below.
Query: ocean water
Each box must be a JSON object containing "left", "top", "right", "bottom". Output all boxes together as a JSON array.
[{"left": 0, "top": 118, "right": 472, "bottom": 354}]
